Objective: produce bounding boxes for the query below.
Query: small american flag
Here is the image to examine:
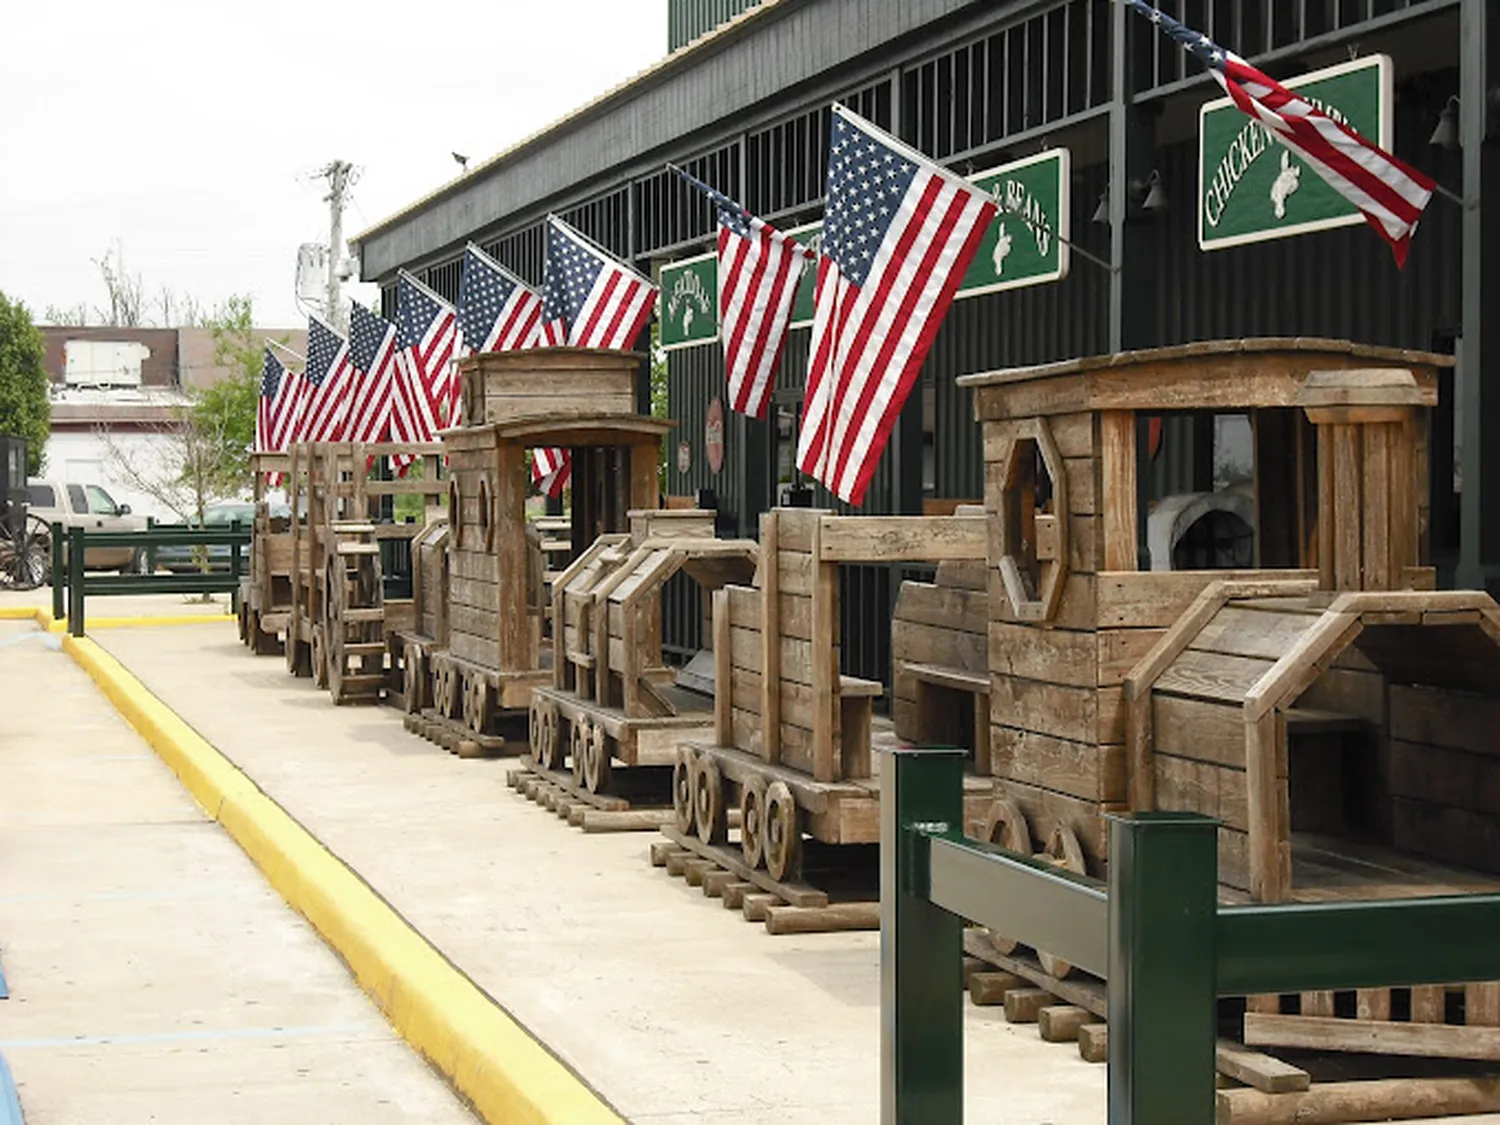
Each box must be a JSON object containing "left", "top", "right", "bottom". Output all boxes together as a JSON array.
[
  {"left": 301, "top": 315, "right": 355, "bottom": 443},
  {"left": 532, "top": 447, "right": 571, "bottom": 498},
  {"left": 256, "top": 347, "right": 304, "bottom": 484},
  {"left": 394, "top": 271, "right": 458, "bottom": 441},
  {"left": 457, "top": 243, "right": 543, "bottom": 352},
  {"left": 1123, "top": 0, "right": 1433, "bottom": 266},
  {"left": 538, "top": 215, "right": 656, "bottom": 349},
  {"left": 346, "top": 302, "right": 397, "bottom": 444},
  {"left": 672, "top": 166, "right": 815, "bottom": 421},
  {"left": 797, "top": 105, "right": 996, "bottom": 505}
]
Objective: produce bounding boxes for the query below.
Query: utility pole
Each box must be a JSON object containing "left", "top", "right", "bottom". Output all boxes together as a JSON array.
[{"left": 321, "top": 159, "right": 355, "bottom": 334}]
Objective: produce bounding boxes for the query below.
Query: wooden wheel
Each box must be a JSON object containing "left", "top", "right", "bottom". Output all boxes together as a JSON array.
[
  {"left": 311, "top": 624, "right": 329, "bottom": 689},
  {"left": 237, "top": 599, "right": 249, "bottom": 643},
  {"left": 463, "top": 673, "right": 492, "bottom": 735},
  {"left": 403, "top": 644, "right": 426, "bottom": 714},
  {"left": 764, "top": 780, "right": 801, "bottom": 883},
  {"left": 250, "top": 611, "right": 280, "bottom": 656},
  {"left": 435, "top": 663, "right": 460, "bottom": 720},
  {"left": 980, "top": 798, "right": 1031, "bottom": 956},
  {"left": 569, "top": 719, "right": 584, "bottom": 783},
  {"left": 284, "top": 621, "right": 310, "bottom": 677},
  {"left": 1037, "top": 823, "right": 1088, "bottom": 979},
  {"left": 672, "top": 749, "right": 696, "bottom": 835},
  {"left": 527, "top": 698, "right": 547, "bottom": 762},
  {"left": 739, "top": 776, "right": 768, "bottom": 868},
  {"left": 693, "top": 754, "right": 725, "bottom": 845},
  {"left": 583, "top": 723, "right": 611, "bottom": 793},
  {"left": 569, "top": 719, "right": 590, "bottom": 779}
]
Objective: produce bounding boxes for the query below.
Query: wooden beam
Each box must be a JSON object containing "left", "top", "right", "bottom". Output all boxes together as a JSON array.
[
  {"left": 816, "top": 515, "right": 986, "bottom": 562},
  {"left": 810, "top": 517, "right": 838, "bottom": 782},
  {"left": 760, "top": 512, "right": 781, "bottom": 764},
  {"left": 1245, "top": 710, "right": 1286, "bottom": 903},
  {"left": 1244, "top": 1012, "right": 1500, "bottom": 1060},
  {"left": 1100, "top": 411, "right": 1137, "bottom": 571},
  {"left": 1214, "top": 1038, "right": 1310, "bottom": 1094},
  {"left": 1217, "top": 1078, "right": 1500, "bottom": 1125}
]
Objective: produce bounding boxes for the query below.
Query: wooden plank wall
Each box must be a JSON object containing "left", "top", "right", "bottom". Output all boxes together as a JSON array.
[
  {"left": 446, "top": 439, "right": 502, "bottom": 669},
  {"left": 891, "top": 560, "right": 988, "bottom": 741},
  {"left": 1389, "top": 682, "right": 1500, "bottom": 874}
]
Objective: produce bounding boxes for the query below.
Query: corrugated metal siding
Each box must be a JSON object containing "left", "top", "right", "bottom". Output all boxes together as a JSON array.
[{"left": 670, "top": 0, "right": 763, "bottom": 52}]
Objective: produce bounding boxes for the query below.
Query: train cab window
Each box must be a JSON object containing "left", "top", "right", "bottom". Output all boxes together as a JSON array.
[{"left": 1138, "top": 409, "right": 1315, "bottom": 571}]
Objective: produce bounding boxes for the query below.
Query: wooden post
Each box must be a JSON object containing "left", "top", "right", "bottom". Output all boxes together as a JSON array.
[
  {"left": 1101, "top": 411, "right": 1138, "bottom": 571},
  {"left": 713, "top": 587, "right": 731, "bottom": 747},
  {"left": 810, "top": 515, "right": 838, "bottom": 783},
  {"left": 760, "top": 511, "right": 781, "bottom": 764},
  {"left": 495, "top": 439, "right": 530, "bottom": 674},
  {"left": 1246, "top": 710, "right": 1287, "bottom": 903},
  {"left": 629, "top": 440, "right": 658, "bottom": 514}
]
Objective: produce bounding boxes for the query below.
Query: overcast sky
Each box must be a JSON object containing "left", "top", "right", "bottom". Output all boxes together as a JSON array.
[{"left": 0, "top": 0, "right": 666, "bottom": 329}]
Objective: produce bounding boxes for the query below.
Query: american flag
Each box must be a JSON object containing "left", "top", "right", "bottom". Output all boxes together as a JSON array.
[
  {"left": 301, "top": 315, "right": 355, "bottom": 443},
  {"left": 346, "top": 302, "right": 397, "bottom": 444},
  {"left": 255, "top": 346, "right": 304, "bottom": 484},
  {"left": 538, "top": 215, "right": 656, "bottom": 349},
  {"left": 1123, "top": 0, "right": 1433, "bottom": 266},
  {"left": 456, "top": 243, "right": 567, "bottom": 490},
  {"left": 796, "top": 105, "right": 996, "bottom": 505},
  {"left": 393, "top": 271, "right": 458, "bottom": 445},
  {"left": 457, "top": 243, "right": 543, "bottom": 352},
  {"left": 672, "top": 166, "right": 815, "bottom": 421}
]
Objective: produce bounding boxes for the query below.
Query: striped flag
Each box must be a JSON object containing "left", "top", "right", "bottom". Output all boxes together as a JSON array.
[
  {"left": 301, "top": 315, "right": 355, "bottom": 443},
  {"left": 394, "top": 271, "right": 459, "bottom": 440},
  {"left": 457, "top": 243, "right": 544, "bottom": 352},
  {"left": 255, "top": 346, "right": 305, "bottom": 484},
  {"left": 346, "top": 302, "right": 397, "bottom": 444},
  {"left": 796, "top": 104, "right": 996, "bottom": 505},
  {"left": 538, "top": 215, "right": 656, "bottom": 349},
  {"left": 1122, "top": 0, "right": 1433, "bottom": 266},
  {"left": 672, "top": 166, "right": 815, "bottom": 421},
  {"left": 456, "top": 243, "right": 567, "bottom": 492}
]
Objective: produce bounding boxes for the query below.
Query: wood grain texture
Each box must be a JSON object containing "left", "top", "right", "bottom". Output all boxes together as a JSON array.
[{"left": 1100, "top": 411, "right": 1137, "bottom": 571}]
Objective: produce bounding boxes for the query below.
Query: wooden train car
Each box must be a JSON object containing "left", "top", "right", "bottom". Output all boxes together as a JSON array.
[
  {"left": 674, "top": 508, "right": 997, "bottom": 907},
  {"left": 405, "top": 347, "right": 671, "bottom": 743},
  {"left": 281, "top": 440, "right": 447, "bottom": 704},
  {"left": 239, "top": 451, "right": 293, "bottom": 655},
  {"left": 527, "top": 508, "right": 757, "bottom": 797}
]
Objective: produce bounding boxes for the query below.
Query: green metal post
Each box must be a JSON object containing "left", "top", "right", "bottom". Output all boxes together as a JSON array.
[
  {"left": 145, "top": 515, "right": 156, "bottom": 574},
  {"left": 880, "top": 746, "right": 966, "bottom": 1125},
  {"left": 1107, "top": 813, "right": 1220, "bottom": 1125},
  {"left": 67, "top": 526, "right": 85, "bottom": 637},
  {"left": 230, "top": 521, "right": 243, "bottom": 614},
  {"left": 51, "top": 521, "right": 65, "bottom": 622}
]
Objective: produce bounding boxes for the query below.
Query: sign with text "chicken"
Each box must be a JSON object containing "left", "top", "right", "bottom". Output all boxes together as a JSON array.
[{"left": 1198, "top": 54, "right": 1392, "bottom": 252}]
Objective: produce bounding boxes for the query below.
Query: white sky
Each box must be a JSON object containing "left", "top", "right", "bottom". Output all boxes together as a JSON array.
[{"left": 0, "top": 0, "right": 667, "bottom": 329}]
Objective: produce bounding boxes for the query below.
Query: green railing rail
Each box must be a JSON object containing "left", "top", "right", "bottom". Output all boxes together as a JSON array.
[
  {"left": 50, "top": 522, "right": 250, "bottom": 637},
  {"left": 880, "top": 746, "right": 1500, "bottom": 1124}
]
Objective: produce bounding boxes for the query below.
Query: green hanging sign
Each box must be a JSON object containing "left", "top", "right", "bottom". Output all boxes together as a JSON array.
[
  {"left": 1198, "top": 54, "right": 1392, "bottom": 252},
  {"left": 657, "top": 252, "right": 718, "bottom": 351}
]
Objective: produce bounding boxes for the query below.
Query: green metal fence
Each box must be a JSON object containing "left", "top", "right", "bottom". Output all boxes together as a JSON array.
[
  {"left": 50, "top": 522, "right": 250, "bottom": 637},
  {"left": 880, "top": 746, "right": 1500, "bottom": 1124}
]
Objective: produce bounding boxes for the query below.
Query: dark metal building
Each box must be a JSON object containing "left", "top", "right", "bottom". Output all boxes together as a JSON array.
[{"left": 353, "top": 0, "right": 1499, "bottom": 683}]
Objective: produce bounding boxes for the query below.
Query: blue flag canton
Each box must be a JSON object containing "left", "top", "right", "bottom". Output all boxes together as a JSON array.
[
  {"left": 349, "top": 303, "right": 392, "bottom": 374},
  {"left": 306, "top": 318, "right": 343, "bottom": 388},
  {"left": 396, "top": 275, "right": 444, "bottom": 350},
  {"left": 457, "top": 248, "right": 520, "bottom": 346},
  {"left": 1125, "top": 0, "right": 1227, "bottom": 69},
  {"left": 542, "top": 222, "right": 603, "bottom": 332},
  {"left": 260, "top": 350, "right": 285, "bottom": 398},
  {"left": 822, "top": 112, "right": 920, "bottom": 288}
]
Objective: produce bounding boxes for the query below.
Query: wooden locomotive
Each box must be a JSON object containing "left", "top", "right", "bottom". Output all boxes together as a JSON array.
[
  {"left": 399, "top": 348, "right": 672, "bottom": 747},
  {"left": 525, "top": 507, "right": 757, "bottom": 804},
  {"left": 280, "top": 440, "right": 448, "bottom": 704}
]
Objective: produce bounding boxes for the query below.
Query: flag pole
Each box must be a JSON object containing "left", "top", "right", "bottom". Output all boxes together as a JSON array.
[{"left": 265, "top": 338, "right": 305, "bottom": 364}]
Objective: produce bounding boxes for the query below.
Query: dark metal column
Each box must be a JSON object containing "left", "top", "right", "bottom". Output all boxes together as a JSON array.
[
  {"left": 1459, "top": 0, "right": 1500, "bottom": 593},
  {"left": 879, "top": 746, "right": 965, "bottom": 1125},
  {"left": 1106, "top": 813, "right": 1219, "bottom": 1125},
  {"left": 1108, "top": 0, "right": 1158, "bottom": 352}
]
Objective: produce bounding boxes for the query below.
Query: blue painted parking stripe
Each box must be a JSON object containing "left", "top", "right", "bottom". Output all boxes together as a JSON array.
[
  {"left": 0, "top": 950, "right": 8, "bottom": 1000},
  {"left": 0, "top": 1052, "right": 22, "bottom": 1125}
]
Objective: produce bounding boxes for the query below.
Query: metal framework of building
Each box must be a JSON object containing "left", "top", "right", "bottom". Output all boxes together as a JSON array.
[{"left": 353, "top": 0, "right": 1497, "bottom": 683}]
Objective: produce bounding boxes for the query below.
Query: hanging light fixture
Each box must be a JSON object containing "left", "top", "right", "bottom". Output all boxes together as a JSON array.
[
  {"left": 1430, "top": 95, "right": 1460, "bottom": 151},
  {"left": 1140, "top": 170, "right": 1168, "bottom": 212},
  {"left": 1090, "top": 188, "right": 1110, "bottom": 224}
]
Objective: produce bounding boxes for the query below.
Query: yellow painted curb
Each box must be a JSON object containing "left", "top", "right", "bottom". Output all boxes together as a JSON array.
[
  {"left": 62, "top": 635, "right": 624, "bottom": 1125},
  {"left": 0, "top": 606, "right": 233, "bottom": 632}
]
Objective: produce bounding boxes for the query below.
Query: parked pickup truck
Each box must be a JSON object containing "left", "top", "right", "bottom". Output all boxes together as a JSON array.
[{"left": 26, "top": 479, "right": 149, "bottom": 572}]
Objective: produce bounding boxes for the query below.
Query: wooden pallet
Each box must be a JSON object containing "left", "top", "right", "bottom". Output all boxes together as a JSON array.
[
  {"left": 506, "top": 761, "right": 676, "bottom": 833},
  {"left": 403, "top": 708, "right": 509, "bottom": 759},
  {"left": 650, "top": 826, "right": 880, "bottom": 934}
]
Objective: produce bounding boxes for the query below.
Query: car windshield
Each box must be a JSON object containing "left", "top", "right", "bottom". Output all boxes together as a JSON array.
[{"left": 204, "top": 506, "right": 253, "bottom": 527}]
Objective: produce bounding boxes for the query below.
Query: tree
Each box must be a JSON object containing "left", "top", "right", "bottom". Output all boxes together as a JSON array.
[
  {"left": 92, "top": 245, "right": 145, "bottom": 327},
  {"left": 0, "top": 292, "right": 50, "bottom": 475}
]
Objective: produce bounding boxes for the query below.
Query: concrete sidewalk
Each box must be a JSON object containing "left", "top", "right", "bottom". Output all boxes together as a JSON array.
[
  {"left": 97, "top": 623, "right": 1107, "bottom": 1124},
  {"left": 0, "top": 620, "right": 474, "bottom": 1125}
]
